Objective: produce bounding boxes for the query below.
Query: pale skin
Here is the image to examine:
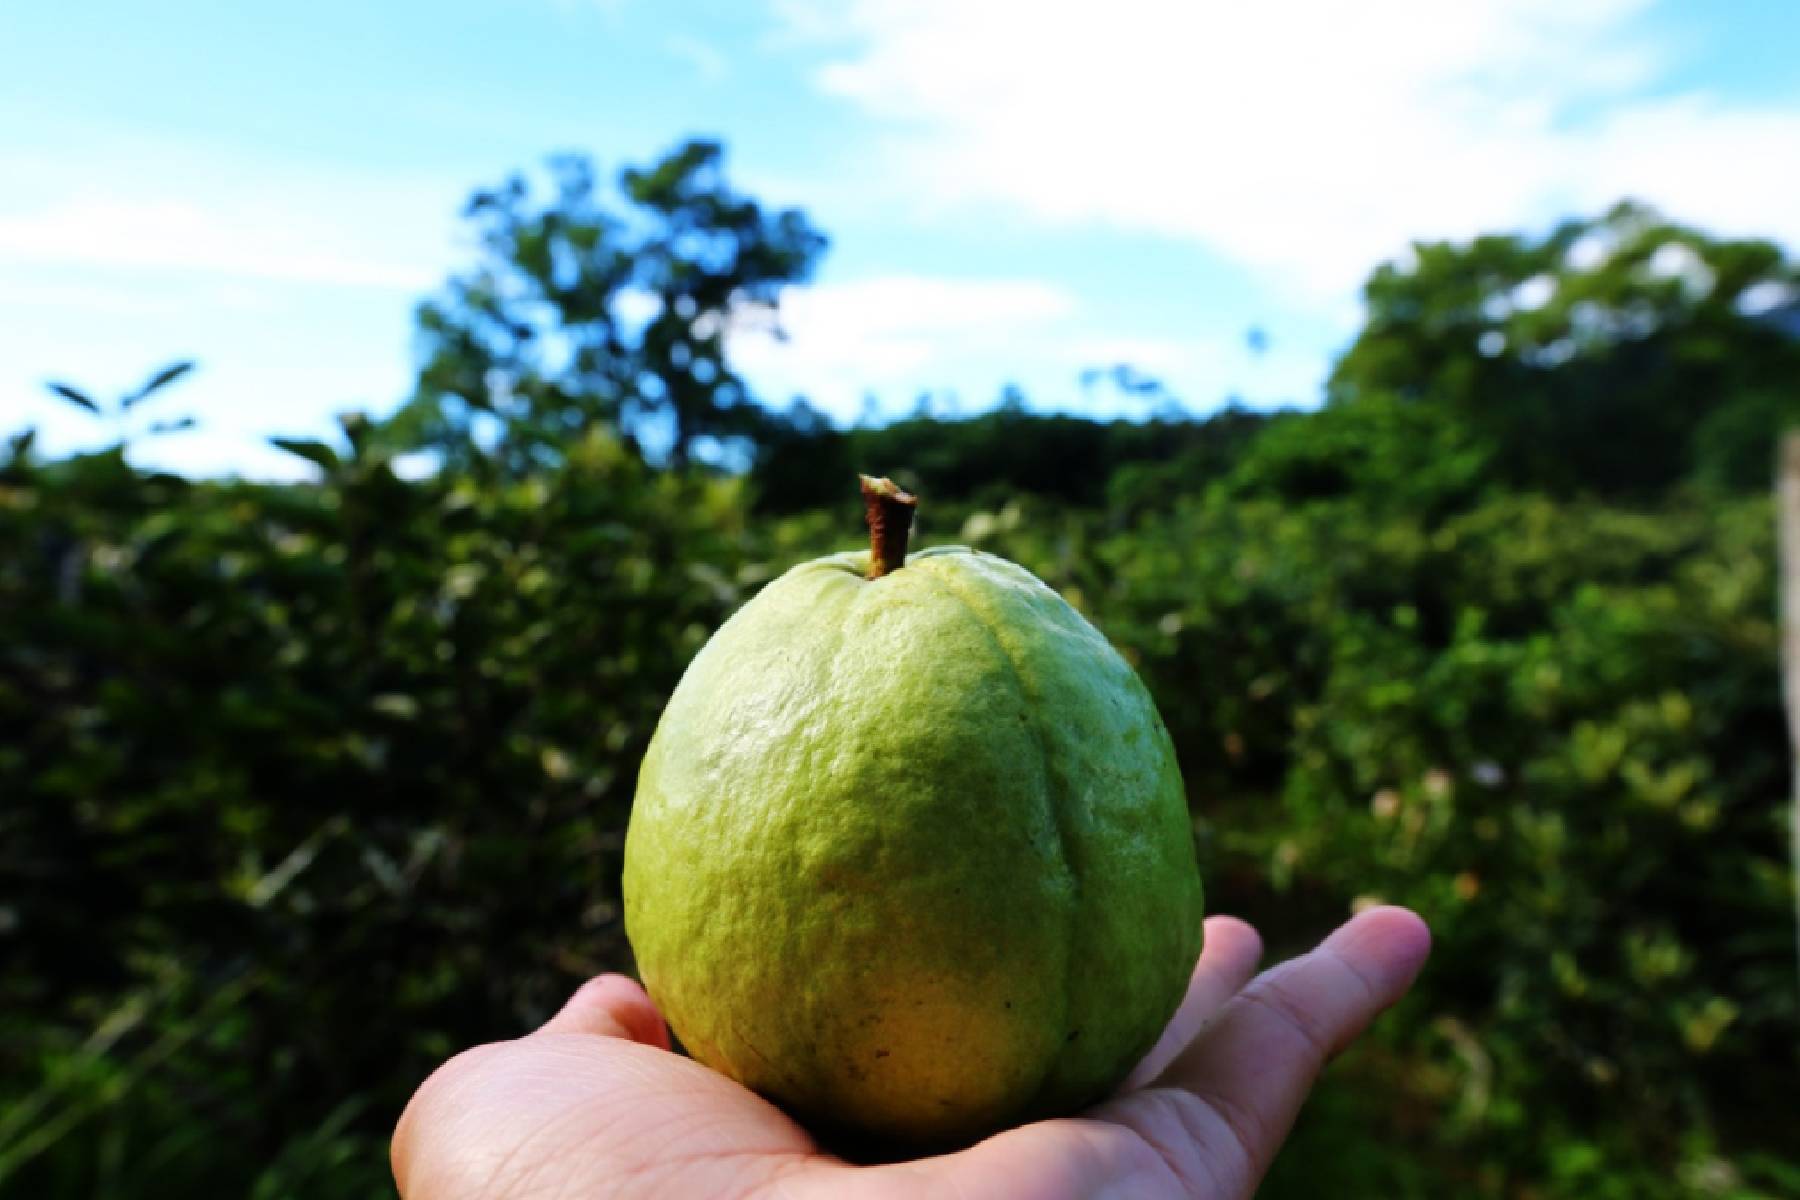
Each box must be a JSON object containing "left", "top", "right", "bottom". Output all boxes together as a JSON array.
[{"left": 392, "top": 905, "right": 1430, "bottom": 1199}]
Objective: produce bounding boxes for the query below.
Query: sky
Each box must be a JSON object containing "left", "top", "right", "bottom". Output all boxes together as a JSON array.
[{"left": 3, "top": 0, "right": 1799, "bottom": 477}]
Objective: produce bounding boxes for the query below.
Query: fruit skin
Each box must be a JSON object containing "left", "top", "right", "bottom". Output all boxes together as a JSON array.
[{"left": 622, "top": 545, "right": 1204, "bottom": 1148}]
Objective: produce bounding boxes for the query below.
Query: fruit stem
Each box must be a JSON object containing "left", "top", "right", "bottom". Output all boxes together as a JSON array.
[{"left": 860, "top": 475, "right": 917, "bottom": 579}]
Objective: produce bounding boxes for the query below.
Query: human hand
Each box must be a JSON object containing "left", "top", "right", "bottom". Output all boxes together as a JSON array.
[{"left": 392, "top": 906, "right": 1430, "bottom": 1199}]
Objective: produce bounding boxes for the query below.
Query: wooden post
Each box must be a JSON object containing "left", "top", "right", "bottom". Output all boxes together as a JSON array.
[{"left": 1777, "top": 433, "right": 1800, "bottom": 983}]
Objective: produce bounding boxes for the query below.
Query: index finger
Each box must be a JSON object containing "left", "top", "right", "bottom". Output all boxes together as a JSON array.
[{"left": 1137, "top": 906, "right": 1430, "bottom": 1194}]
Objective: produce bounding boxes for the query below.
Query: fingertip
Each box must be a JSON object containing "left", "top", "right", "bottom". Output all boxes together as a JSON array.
[
  {"left": 586, "top": 975, "right": 673, "bottom": 1050},
  {"left": 1202, "top": 914, "right": 1263, "bottom": 962},
  {"left": 1196, "top": 915, "right": 1264, "bottom": 987},
  {"left": 617, "top": 978, "right": 675, "bottom": 1051},
  {"left": 1328, "top": 906, "right": 1432, "bottom": 999},
  {"left": 538, "top": 974, "right": 671, "bottom": 1048},
  {"left": 1358, "top": 905, "right": 1432, "bottom": 963}
]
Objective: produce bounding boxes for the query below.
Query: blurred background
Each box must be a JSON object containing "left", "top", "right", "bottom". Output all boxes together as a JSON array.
[{"left": 4, "top": 2, "right": 1799, "bottom": 1195}]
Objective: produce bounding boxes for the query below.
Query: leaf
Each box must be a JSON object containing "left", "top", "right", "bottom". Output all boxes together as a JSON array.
[
  {"left": 370, "top": 694, "right": 420, "bottom": 720},
  {"left": 123, "top": 360, "right": 197, "bottom": 409},
  {"left": 8, "top": 428, "right": 35, "bottom": 459},
  {"left": 338, "top": 411, "right": 372, "bottom": 453},
  {"left": 269, "top": 437, "right": 341, "bottom": 472},
  {"left": 45, "top": 382, "right": 100, "bottom": 414}
]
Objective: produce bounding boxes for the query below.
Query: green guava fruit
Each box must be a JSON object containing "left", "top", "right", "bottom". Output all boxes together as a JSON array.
[{"left": 622, "top": 478, "right": 1204, "bottom": 1149}]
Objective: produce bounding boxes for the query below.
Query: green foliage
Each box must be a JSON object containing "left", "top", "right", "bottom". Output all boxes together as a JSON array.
[
  {"left": 400, "top": 141, "right": 826, "bottom": 474},
  {"left": 4, "top": 174, "right": 1798, "bottom": 1198},
  {"left": 1333, "top": 201, "right": 1800, "bottom": 496},
  {"left": 1, "top": 425, "right": 759, "bottom": 1195},
  {"left": 751, "top": 400, "right": 1272, "bottom": 515},
  {"left": 1218, "top": 392, "right": 1493, "bottom": 515},
  {"left": 953, "top": 487, "right": 1798, "bottom": 1197}
]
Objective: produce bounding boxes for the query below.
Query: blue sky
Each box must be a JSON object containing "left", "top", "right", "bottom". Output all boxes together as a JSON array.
[{"left": 3, "top": 0, "right": 1799, "bottom": 476}]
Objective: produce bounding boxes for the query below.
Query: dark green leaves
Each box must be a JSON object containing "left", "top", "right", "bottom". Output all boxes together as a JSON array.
[
  {"left": 269, "top": 437, "right": 342, "bottom": 472},
  {"left": 44, "top": 382, "right": 100, "bottom": 413},
  {"left": 4, "top": 428, "right": 34, "bottom": 469},
  {"left": 123, "top": 361, "right": 197, "bottom": 409},
  {"left": 0, "top": 427, "right": 752, "bottom": 1197},
  {"left": 41, "top": 362, "right": 199, "bottom": 446}
]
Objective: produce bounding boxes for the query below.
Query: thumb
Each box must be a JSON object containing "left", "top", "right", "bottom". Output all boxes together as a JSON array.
[{"left": 536, "top": 974, "right": 671, "bottom": 1050}]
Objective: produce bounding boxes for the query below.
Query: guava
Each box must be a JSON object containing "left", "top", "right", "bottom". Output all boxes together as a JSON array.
[{"left": 621, "top": 477, "right": 1204, "bottom": 1149}]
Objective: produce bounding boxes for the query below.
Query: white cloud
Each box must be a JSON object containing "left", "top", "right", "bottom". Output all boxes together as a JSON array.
[
  {"left": 0, "top": 199, "right": 434, "bottom": 290},
  {"left": 1063, "top": 333, "right": 1327, "bottom": 412},
  {"left": 776, "top": 0, "right": 1800, "bottom": 300},
  {"left": 0, "top": 131, "right": 461, "bottom": 474},
  {"left": 729, "top": 275, "right": 1323, "bottom": 419},
  {"left": 0, "top": 131, "right": 458, "bottom": 293},
  {"left": 730, "top": 275, "right": 1077, "bottom": 416},
  {"left": 1060, "top": 335, "right": 1214, "bottom": 378}
]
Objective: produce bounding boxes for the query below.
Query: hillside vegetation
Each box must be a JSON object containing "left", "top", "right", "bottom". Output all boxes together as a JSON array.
[{"left": 4, "top": 142, "right": 1798, "bottom": 1198}]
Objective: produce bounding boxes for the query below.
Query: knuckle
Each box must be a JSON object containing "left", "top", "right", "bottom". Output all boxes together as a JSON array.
[{"left": 1239, "top": 975, "right": 1335, "bottom": 1063}]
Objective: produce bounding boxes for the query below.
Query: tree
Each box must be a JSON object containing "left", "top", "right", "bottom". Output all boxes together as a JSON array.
[
  {"left": 1217, "top": 392, "right": 1492, "bottom": 516},
  {"left": 399, "top": 140, "right": 827, "bottom": 474},
  {"left": 1331, "top": 202, "right": 1800, "bottom": 496}
]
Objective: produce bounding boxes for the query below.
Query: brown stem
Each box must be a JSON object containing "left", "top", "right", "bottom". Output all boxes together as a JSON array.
[{"left": 859, "top": 475, "right": 917, "bottom": 579}]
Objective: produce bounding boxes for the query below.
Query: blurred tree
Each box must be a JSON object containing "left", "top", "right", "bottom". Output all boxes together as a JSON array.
[
  {"left": 398, "top": 141, "right": 827, "bottom": 474},
  {"left": 1331, "top": 202, "right": 1800, "bottom": 496},
  {"left": 1218, "top": 392, "right": 1493, "bottom": 517},
  {"left": 748, "top": 397, "right": 854, "bottom": 513},
  {"left": 750, "top": 399, "right": 1274, "bottom": 514}
]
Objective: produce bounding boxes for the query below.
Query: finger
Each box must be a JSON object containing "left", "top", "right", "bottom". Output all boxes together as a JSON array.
[
  {"left": 1138, "top": 906, "right": 1431, "bottom": 1194},
  {"left": 1118, "top": 915, "right": 1263, "bottom": 1092},
  {"left": 535, "top": 974, "right": 672, "bottom": 1049}
]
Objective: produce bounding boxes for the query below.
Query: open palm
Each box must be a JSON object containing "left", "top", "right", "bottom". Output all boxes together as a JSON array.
[{"left": 393, "top": 906, "right": 1429, "bottom": 1199}]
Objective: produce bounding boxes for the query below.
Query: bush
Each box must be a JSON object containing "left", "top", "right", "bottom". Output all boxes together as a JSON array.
[
  {"left": 1, "top": 428, "right": 758, "bottom": 1195},
  {"left": 958, "top": 487, "right": 1799, "bottom": 1196},
  {"left": 12, "top": 128, "right": 1800, "bottom": 1197},
  {"left": 4, "top": 423, "right": 1796, "bottom": 1196}
]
